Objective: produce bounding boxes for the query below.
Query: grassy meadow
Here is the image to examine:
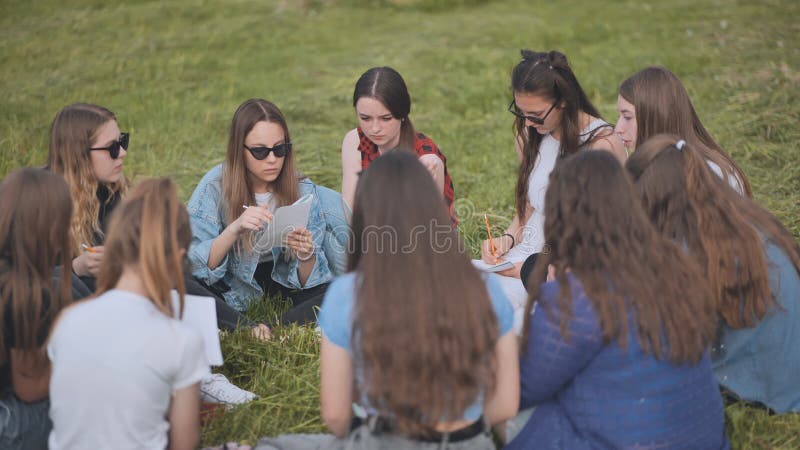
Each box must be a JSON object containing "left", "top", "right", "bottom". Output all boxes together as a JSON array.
[{"left": 1, "top": 0, "right": 798, "bottom": 448}]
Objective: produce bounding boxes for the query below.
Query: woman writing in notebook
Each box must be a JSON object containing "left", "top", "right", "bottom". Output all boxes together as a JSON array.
[
  {"left": 188, "top": 98, "right": 348, "bottom": 324},
  {"left": 48, "top": 178, "right": 209, "bottom": 450},
  {"left": 480, "top": 50, "right": 625, "bottom": 328},
  {"left": 341, "top": 66, "right": 457, "bottom": 224}
]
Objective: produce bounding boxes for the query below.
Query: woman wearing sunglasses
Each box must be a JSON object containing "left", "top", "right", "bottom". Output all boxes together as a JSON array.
[
  {"left": 47, "top": 103, "right": 264, "bottom": 405},
  {"left": 188, "top": 98, "right": 348, "bottom": 325},
  {"left": 47, "top": 103, "right": 129, "bottom": 293},
  {"left": 341, "top": 66, "right": 457, "bottom": 224},
  {"left": 481, "top": 50, "right": 625, "bottom": 329}
]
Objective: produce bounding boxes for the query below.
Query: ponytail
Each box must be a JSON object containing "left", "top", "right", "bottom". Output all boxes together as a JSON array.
[
  {"left": 97, "top": 178, "right": 191, "bottom": 317},
  {"left": 628, "top": 134, "right": 800, "bottom": 328}
]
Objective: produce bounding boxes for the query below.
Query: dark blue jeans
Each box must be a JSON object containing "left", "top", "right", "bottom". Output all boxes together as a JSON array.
[{"left": 0, "top": 388, "right": 50, "bottom": 450}]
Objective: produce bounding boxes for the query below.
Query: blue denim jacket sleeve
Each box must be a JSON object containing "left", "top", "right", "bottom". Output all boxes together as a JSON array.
[{"left": 187, "top": 164, "right": 230, "bottom": 285}]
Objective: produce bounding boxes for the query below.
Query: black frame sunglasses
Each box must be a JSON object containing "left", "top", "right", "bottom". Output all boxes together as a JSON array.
[
  {"left": 507, "top": 100, "right": 559, "bottom": 126},
  {"left": 243, "top": 141, "right": 292, "bottom": 160},
  {"left": 88, "top": 132, "right": 129, "bottom": 159}
]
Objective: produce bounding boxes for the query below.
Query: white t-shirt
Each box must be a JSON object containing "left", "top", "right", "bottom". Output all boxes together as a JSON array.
[
  {"left": 505, "top": 119, "right": 610, "bottom": 262},
  {"left": 47, "top": 289, "right": 209, "bottom": 450},
  {"left": 706, "top": 160, "right": 745, "bottom": 195}
]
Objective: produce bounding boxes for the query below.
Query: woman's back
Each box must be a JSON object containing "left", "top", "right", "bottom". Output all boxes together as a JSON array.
[
  {"left": 513, "top": 276, "right": 728, "bottom": 450},
  {"left": 712, "top": 240, "right": 800, "bottom": 412},
  {"left": 48, "top": 289, "right": 207, "bottom": 450},
  {"left": 319, "top": 272, "right": 513, "bottom": 426}
]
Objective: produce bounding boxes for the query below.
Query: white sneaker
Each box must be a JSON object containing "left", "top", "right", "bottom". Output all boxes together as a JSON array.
[{"left": 200, "top": 373, "right": 257, "bottom": 405}]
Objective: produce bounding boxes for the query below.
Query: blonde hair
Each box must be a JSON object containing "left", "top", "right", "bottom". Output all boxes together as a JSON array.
[
  {"left": 47, "top": 103, "right": 129, "bottom": 256},
  {"left": 96, "top": 178, "right": 191, "bottom": 318}
]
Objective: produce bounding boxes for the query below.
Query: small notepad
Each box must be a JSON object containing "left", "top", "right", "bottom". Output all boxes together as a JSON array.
[
  {"left": 472, "top": 259, "right": 515, "bottom": 273},
  {"left": 252, "top": 194, "right": 313, "bottom": 252}
]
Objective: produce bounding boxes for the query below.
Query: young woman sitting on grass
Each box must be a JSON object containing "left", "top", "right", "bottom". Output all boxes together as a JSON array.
[
  {"left": 47, "top": 178, "right": 209, "bottom": 450},
  {"left": 318, "top": 152, "right": 519, "bottom": 448},
  {"left": 188, "top": 98, "right": 348, "bottom": 325},
  {"left": 507, "top": 151, "right": 729, "bottom": 450},
  {"left": 480, "top": 50, "right": 626, "bottom": 330},
  {"left": 615, "top": 66, "right": 751, "bottom": 195},
  {"left": 627, "top": 134, "right": 800, "bottom": 413},
  {"left": 0, "top": 168, "right": 74, "bottom": 450},
  {"left": 47, "top": 103, "right": 260, "bottom": 405},
  {"left": 341, "top": 66, "right": 457, "bottom": 224}
]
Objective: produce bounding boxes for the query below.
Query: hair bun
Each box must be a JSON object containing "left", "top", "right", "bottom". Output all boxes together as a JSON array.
[{"left": 548, "top": 51, "right": 569, "bottom": 69}]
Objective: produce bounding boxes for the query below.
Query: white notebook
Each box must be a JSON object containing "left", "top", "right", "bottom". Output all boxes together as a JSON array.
[
  {"left": 472, "top": 259, "right": 515, "bottom": 273},
  {"left": 170, "top": 292, "right": 223, "bottom": 366}
]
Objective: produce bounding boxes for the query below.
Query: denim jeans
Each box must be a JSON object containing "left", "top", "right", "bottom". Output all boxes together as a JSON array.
[{"left": 0, "top": 388, "right": 50, "bottom": 450}]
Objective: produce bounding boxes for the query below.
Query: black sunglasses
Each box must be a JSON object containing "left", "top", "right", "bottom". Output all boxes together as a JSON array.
[
  {"left": 508, "top": 100, "right": 559, "bottom": 126},
  {"left": 243, "top": 142, "right": 292, "bottom": 160},
  {"left": 88, "top": 132, "right": 129, "bottom": 159}
]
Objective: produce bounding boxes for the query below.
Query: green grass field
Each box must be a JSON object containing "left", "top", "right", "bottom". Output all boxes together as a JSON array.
[{"left": 1, "top": 0, "right": 798, "bottom": 448}]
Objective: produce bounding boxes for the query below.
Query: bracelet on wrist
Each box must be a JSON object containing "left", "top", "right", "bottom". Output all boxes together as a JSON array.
[
  {"left": 296, "top": 248, "right": 316, "bottom": 262},
  {"left": 502, "top": 233, "right": 515, "bottom": 249}
]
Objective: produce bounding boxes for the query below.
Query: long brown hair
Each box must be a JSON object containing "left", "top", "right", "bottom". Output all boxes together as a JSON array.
[
  {"left": 352, "top": 66, "right": 416, "bottom": 151},
  {"left": 349, "top": 152, "right": 497, "bottom": 435},
  {"left": 521, "top": 151, "right": 716, "bottom": 363},
  {"left": 626, "top": 134, "right": 800, "bottom": 329},
  {"left": 511, "top": 50, "right": 611, "bottom": 220},
  {"left": 0, "top": 168, "right": 73, "bottom": 370},
  {"left": 96, "top": 178, "right": 191, "bottom": 318},
  {"left": 47, "top": 103, "right": 129, "bottom": 256},
  {"left": 619, "top": 67, "right": 752, "bottom": 196},
  {"left": 222, "top": 99, "right": 298, "bottom": 251}
]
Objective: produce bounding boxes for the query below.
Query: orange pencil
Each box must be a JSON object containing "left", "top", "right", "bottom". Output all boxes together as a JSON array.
[{"left": 484, "top": 214, "right": 497, "bottom": 257}]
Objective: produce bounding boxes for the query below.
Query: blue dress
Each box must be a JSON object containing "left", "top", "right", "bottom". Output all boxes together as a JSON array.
[{"left": 507, "top": 275, "right": 729, "bottom": 450}]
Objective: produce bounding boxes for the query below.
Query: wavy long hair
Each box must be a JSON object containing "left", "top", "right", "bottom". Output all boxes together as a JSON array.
[
  {"left": 521, "top": 151, "right": 717, "bottom": 363},
  {"left": 511, "top": 50, "right": 612, "bottom": 220},
  {"left": 349, "top": 152, "right": 498, "bottom": 435},
  {"left": 619, "top": 67, "right": 752, "bottom": 196},
  {"left": 353, "top": 66, "right": 416, "bottom": 152},
  {"left": 626, "top": 134, "right": 800, "bottom": 329},
  {"left": 0, "top": 168, "right": 73, "bottom": 372},
  {"left": 47, "top": 103, "right": 129, "bottom": 256},
  {"left": 96, "top": 178, "right": 191, "bottom": 318},
  {"left": 222, "top": 99, "right": 299, "bottom": 252}
]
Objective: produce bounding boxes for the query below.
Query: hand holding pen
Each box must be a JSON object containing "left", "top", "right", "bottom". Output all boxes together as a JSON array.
[
  {"left": 480, "top": 214, "right": 514, "bottom": 265},
  {"left": 72, "top": 244, "right": 105, "bottom": 277},
  {"left": 229, "top": 204, "right": 273, "bottom": 236}
]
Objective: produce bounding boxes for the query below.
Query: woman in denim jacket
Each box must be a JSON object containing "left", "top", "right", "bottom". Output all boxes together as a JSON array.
[{"left": 188, "top": 99, "right": 349, "bottom": 326}]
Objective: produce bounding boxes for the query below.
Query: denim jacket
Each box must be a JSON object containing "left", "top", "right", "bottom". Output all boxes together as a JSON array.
[
  {"left": 187, "top": 164, "right": 350, "bottom": 311},
  {"left": 711, "top": 241, "right": 800, "bottom": 412}
]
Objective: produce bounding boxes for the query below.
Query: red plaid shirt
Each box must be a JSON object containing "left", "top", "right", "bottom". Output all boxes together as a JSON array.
[{"left": 356, "top": 128, "right": 457, "bottom": 224}]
